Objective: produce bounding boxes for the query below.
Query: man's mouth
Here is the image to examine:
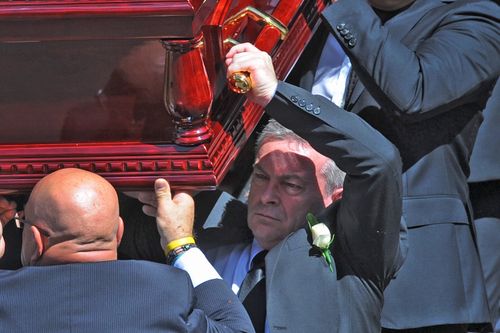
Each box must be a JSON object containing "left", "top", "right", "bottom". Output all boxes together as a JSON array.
[{"left": 255, "top": 213, "right": 280, "bottom": 222}]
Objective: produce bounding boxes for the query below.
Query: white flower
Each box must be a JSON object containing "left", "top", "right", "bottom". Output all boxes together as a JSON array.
[{"left": 311, "top": 223, "right": 332, "bottom": 249}]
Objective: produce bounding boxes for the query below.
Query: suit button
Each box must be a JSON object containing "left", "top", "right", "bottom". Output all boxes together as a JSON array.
[
  {"left": 344, "top": 33, "right": 353, "bottom": 40},
  {"left": 291, "top": 95, "right": 298, "bottom": 103},
  {"left": 306, "top": 104, "right": 314, "bottom": 111},
  {"left": 339, "top": 28, "right": 350, "bottom": 36},
  {"left": 336, "top": 23, "right": 346, "bottom": 30},
  {"left": 313, "top": 107, "right": 321, "bottom": 115},
  {"left": 299, "top": 99, "right": 306, "bottom": 107},
  {"left": 348, "top": 38, "right": 357, "bottom": 48}
]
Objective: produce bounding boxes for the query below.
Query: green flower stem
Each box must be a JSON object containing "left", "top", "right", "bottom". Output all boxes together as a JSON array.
[{"left": 322, "top": 249, "right": 334, "bottom": 272}]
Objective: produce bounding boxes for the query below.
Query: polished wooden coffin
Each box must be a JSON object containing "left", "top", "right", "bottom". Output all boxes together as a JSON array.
[{"left": 0, "top": 0, "right": 327, "bottom": 193}]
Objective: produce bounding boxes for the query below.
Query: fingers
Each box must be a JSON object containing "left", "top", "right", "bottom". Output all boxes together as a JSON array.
[
  {"left": 225, "top": 42, "right": 260, "bottom": 64},
  {"left": 172, "top": 192, "right": 195, "bottom": 213},
  {"left": 0, "top": 208, "right": 16, "bottom": 226},
  {"left": 133, "top": 181, "right": 193, "bottom": 219},
  {"left": 121, "top": 191, "right": 142, "bottom": 199},
  {"left": 142, "top": 205, "right": 157, "bottom": 217},
  {"left": 226, "top": 47, "right": 271, "bottom": 76},
  {"left": 123, "top": 190, "right": 157, "bottom": 217},
  {"left": 153, "top": 178, "right": 195, "bottom": 247},
  {"left": 0, "top": 197, "right": 17, "bottom": 227},
  {"left": 225, "top": 43, "right": 277, "bottom": 106}
]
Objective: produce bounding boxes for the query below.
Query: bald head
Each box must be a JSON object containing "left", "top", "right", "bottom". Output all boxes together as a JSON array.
[{"left": 21, "top": 168, "right": 124, "bottom": 266}]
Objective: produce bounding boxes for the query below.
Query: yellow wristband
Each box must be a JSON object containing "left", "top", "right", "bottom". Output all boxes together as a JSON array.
[{"left": 166, "top": 236, "right": 196, "bottom": 253}]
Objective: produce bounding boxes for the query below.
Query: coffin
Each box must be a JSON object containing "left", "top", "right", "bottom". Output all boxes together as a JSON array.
[{"left": 0, "top": 0, "right": 326, "bottom": 193}]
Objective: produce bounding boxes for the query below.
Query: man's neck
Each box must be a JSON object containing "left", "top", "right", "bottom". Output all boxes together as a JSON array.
[{"left": 36, "top": 247, "right": 118, "bottom": 266}]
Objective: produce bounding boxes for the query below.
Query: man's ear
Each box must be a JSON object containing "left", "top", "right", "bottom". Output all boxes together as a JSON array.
[
  {"left": 116, "top": 217, "right": 124, "bottom": 246},
  {"left": 30, "top": 225, "right": 45, "bottom": 262},
  {"left": 332, "top": 187, "right": 343, "bottom": 202}
]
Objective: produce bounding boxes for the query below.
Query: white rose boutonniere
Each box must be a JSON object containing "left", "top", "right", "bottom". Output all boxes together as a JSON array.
[{"left": 307, "top": 213, "right": 334, "bottom": 272}]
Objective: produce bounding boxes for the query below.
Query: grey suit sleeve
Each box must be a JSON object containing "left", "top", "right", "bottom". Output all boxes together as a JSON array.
[
  {"left": 188, "top": 279, "right": 255, "bottom": 333},
  {"left": 266, "top": 81, "right": 403, "bottom": 288},
  {"left": 322, "top": 0, "right": 500, "bottom": 121}
]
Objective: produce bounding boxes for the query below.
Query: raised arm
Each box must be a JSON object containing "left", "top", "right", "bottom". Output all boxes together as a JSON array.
[
  {"left": 269, "top": 82, "right": 403, "bottom": 287},
  {"left": 323, "top": 0, "right": 500, "bottom": 121},
  {"left": 139, "top": 179, "right": 255, "bottom": 333},
  {"left": 226, "top": 43, "right": 403, "bottom": 287}
]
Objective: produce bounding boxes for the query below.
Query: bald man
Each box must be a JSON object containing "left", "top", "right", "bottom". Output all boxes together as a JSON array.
[
  {"left": 0, "top": 168, "right": 254, "bottom": 333},
  {"left": 20, "top": 168, "right": 124, "bottom": 266}
]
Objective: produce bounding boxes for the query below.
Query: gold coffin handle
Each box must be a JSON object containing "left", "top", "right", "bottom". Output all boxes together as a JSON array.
[
  {"left": 227, "top": 70, "right": 252, "bottom": 94},
  {"left": 224, "top": 6, "right": 288, "bottom": 94}
]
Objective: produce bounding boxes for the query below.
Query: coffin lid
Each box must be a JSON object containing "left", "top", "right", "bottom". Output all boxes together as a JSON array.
[{"left": 0, "top": 0, "right": 216, "bottom": 41}]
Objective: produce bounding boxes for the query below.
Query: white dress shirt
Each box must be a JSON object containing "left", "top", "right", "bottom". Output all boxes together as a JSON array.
[
  {"left": 312, "top": 34, "right": 352, "bottom": 107},
  {"left": 174, "top": 247, "right": 221, "bottom": 287}
]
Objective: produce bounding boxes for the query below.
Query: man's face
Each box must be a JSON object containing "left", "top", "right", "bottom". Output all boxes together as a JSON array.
[
  {"left": 247, "top": 139, "right": 331, "bottom": 250},
  {"left": 368, "top": 0, "right": 414, "bottom": 11}
]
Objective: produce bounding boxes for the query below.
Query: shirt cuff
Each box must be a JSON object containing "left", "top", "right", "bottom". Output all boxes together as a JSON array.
[{"left": 173, "top": 247, "right": 221, "bottom": 287}]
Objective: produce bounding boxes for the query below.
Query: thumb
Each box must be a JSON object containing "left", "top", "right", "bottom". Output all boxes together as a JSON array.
[{"left": 155, "top": 178, "right": 172, "bottom": 202}]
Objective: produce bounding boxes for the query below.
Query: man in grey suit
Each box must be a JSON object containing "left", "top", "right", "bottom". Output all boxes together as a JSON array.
[
  {"left": 469, "top": 81, "right": 500, "bottom": 333},
  {"left": 193, "top": 42, "right": 404, "bottom": 333},
  {"left": 284, "top": 0, "right": 499, "bottom": 331},
  {"left": 0, "top": 168, "right": 254, "bottom": 333}
]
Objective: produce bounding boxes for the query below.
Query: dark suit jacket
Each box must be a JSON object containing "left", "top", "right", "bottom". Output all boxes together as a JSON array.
[
  {"left": 469, "top": 81, "right": 500, "bottom": 185},
  {"left": 0, "top": 260, "right": 254, "bottom": 333},
  {"left": 468, "top": 81, "right": 500, "bottom": 329},
  {"left": 288, "top": 0, "right": 499, "bottom": 329},
  {"left": 202, "top": 81, "right": 405, "bottom": 333}
]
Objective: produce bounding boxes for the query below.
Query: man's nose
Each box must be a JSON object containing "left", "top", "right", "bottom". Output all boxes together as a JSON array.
[{"left": 260, "top": 181, "right": 280, "bottom": 205}]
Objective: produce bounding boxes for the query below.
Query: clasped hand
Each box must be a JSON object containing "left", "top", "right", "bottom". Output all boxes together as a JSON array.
[{"left": 226, "top": 42, "right": 278, "bottom": 107}]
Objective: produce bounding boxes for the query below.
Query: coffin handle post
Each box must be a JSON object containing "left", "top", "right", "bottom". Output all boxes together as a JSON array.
[{"left": 162, "top": 35, "right": 213, "bottom": 146}]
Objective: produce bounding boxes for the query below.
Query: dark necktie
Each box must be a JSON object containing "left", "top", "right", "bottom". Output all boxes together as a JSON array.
[
  {"left": 344, "top": 69, "right": 358, "bottom": 109},
  {"left": 239, "top": 251, "right": 268, "bottom": 333}
]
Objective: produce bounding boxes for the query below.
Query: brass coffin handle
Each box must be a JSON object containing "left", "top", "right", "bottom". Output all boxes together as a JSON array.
[
  {"left": 228, "top": 71, "right": 252, "bottom": 94},
  {"left": 223, "top": 6, "right": 288, "bottom": 40},
  {"left": 224, "top": 6, "right": 288, "bottom": 94}
]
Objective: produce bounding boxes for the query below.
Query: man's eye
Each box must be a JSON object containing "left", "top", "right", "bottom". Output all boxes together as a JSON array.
[
  {"left": 253, "top": 172, "right": 268, "bottom": 181},
  {"left": 284, "top": 182, "right": 303, "bottom": 193}
]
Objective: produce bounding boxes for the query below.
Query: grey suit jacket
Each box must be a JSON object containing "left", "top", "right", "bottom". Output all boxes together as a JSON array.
[
  {"left": 468, "top": 81, "right": 500, "bottom": 330},
  {"left": 203, "top": 81, "right": 405, "bottom": 333},
  {"left": 289, "top": 0, "right": 499, "bottom": 328},
  {"left": 0, "top": 260, "right": 254, "bottom": 333}
]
